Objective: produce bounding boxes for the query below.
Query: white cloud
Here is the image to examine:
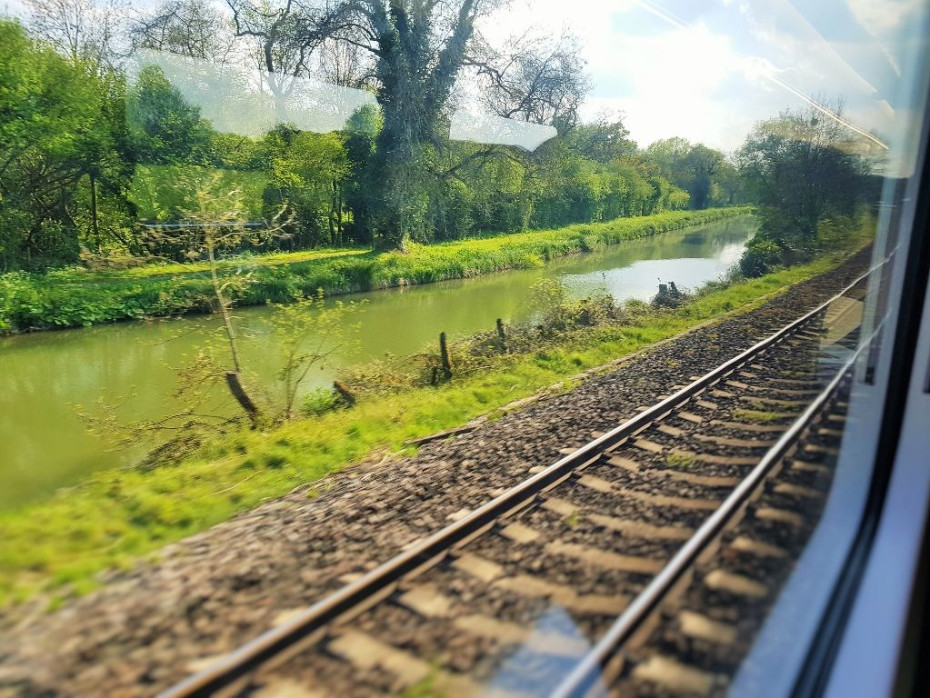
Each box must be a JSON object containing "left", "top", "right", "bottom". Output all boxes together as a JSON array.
[{"left": 846, "top": 0, "right": 924, "bottom": 36}]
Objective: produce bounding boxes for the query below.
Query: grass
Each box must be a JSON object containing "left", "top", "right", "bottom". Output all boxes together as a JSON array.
[
  {"left": 0, "top": 207, "right": 749, "bottom": 332},
  {"left": 129, "top": 164, "right": 268, "bottom": 221},
  {"left": 732, "top": 408, "right": 789, "bottom": 423},
  {"left": 0, "top": 242, "right": 864, "bottom": 608},
  {"left": 666, "top": 451, "right": 697, "bottom": 468}
]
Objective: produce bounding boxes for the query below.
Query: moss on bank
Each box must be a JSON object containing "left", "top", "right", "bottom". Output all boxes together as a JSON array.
[
  {"left": 0, "top": 243, "right": 862, "bottom": 607},
  {"left": 0, "top": 208, "right": 748, "bottom": 333}
]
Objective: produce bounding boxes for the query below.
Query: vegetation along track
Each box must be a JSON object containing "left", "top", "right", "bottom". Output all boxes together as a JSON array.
[{"left": 161, "top": 267, "right": 871, "bottom": 698}]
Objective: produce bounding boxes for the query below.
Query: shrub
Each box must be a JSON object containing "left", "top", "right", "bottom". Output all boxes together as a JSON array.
[
  {"left": 739, "top": 239, "right": 783, "bottom": 278},
  {"left": 301, "top": 387, "right": 341, "bottom": 417}
]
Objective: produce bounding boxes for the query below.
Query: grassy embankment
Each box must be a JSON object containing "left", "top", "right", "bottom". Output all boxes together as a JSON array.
[
  {"left": 0, "top": 238, "right": 868, "bottom": 609},
  {"left": 0, "top": 207, "right": 748, "bottom": 332}
]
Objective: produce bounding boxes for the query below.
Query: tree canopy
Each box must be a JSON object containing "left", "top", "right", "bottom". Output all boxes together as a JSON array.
[{"left": 2, "top": 2, "right": 881, "bottom": 274}]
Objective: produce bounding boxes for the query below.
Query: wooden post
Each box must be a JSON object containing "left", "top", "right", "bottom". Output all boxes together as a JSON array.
[
  {"left": 496, "top": 318, "right": 507, "bottom": 353},
  {"left": 439, "top": 332, "right": 452, "bottom": 381},
  {"left": 333, "top": 380, "right": 356, "bottom": 408}
]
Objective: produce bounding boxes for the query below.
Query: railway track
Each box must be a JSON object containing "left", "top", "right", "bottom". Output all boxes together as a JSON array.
[{"left": 162, "top": 271, "right": 871, "bottom": 698}]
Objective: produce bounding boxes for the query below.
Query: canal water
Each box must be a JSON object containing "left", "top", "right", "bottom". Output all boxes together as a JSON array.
[{"left": 0, "top": 216, "right": 755, "bottom": 509}]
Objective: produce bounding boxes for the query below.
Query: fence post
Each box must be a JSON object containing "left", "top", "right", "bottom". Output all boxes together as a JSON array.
[
  {"left": 496, "top": 318, "right": 507, "bottom": 353},
  {"left": 439, "top": 332, "right": 452, "bottom": 381}
]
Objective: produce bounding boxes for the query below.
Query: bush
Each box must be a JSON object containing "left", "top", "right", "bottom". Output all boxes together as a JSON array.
[
  {"left": 739, "top": 239, "right": 783, "bottom": 278},
  {"left": 301, "top": 387, "right": 340, "bottom": 417}
]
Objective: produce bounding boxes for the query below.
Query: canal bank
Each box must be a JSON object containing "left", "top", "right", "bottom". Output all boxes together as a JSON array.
[
  {"left": 0, "top": 216, "right": 755, "bottom": 510},
  {"left": 0, "top": 243, "right": 871, "bottom": 609},
  {"left": 0, "top": 208, "right": 748, "bottom": 334}
]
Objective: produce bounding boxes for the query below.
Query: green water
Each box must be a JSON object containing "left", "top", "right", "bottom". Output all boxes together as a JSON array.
[{"left": 0, "top": 217, "right": 754, "bottom": 510}]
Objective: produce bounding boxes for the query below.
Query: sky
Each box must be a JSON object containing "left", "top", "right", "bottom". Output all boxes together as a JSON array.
[
  {"left": 4, "top": 0, "right": 929, "bottom": 171},
  {"left": 484, "top": 0, "right": 929, "bottom": 169}
]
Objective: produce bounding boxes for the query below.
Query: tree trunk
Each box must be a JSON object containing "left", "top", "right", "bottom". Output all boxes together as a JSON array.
[
  {"left": 496, "top": 318, "right": 507, "bottom": 353},
  {"left": 225, "top": 371, "right": 260, "bottom": 426},
  {"left": 89, "top": 172, "right": 100, "bottom": 251}
]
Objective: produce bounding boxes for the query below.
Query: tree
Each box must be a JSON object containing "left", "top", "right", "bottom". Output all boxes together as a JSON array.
[
  {"left": 738, "top": 104, "right": 870, "bottom": 255},
  {"left": 126, "top": 65, "right": 216, "bottom": 165},
  {"left": 346, "top": 0, "right": 486, "bottom": 250},
  {"left": 0, "top": 20, "right": 131, "bottom": 269},
  {"left": 141, "top": 173, "right": 290, "bottom": 425},
  {"left": 268, "top": 291, "right": 361, "bottom": 420},
  {"left": 683, "top": 144, "right": 724, "bottom": 210},
  {"left": 569, "top": 114, "right": 637, "bottom": 164},
  {"left": 262, "top": 125, "right": 351, "bottom": 247},
  {"left": 473, "top": 31, "right": 589, "bottom": 128},
  {"left": 644, "top": 138, "right": 729, "bottom": 210},
  {"left": 131, "top": 0, "right": 234, "bottom": 61},
  {"left": 26, "top": 0, "right": 127, "bottom": 68},
  {"left": 225, "top": 0, "right": 344, "bottom": 118}
]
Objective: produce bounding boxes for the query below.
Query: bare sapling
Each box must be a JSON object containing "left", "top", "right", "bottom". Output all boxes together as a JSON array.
[{"left": 144, "top": 173, "right": 290, "bottom": 427}]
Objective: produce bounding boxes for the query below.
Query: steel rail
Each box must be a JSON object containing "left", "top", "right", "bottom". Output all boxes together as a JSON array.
[
  {"left": 550, "top": 344, "right": 865, "bottom": 698},
  {"left": 161, "top": 268, "right": 873, "bottom": 698}
]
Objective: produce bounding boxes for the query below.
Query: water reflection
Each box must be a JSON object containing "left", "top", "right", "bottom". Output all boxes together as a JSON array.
[{"left": 483, "top": 605, "right": 592, "bottom": 696}]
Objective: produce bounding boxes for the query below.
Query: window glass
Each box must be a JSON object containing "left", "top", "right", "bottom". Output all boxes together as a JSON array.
[{"left": 0, "top": 2, "right": 927, "bottom": 697}]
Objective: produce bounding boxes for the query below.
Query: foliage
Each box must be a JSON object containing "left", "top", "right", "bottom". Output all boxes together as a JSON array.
[
  {"left": 267, "top": 291, "right": 363, "bottom": 420},
  {"left": 126, "top": 65, "right": 215, "bottom": 165},
  {"left": 644, "top": 137, "right": 740, "bottom": 210},
  {"left": 0, "top": 244, "right": 866, "bottom": 606},
  {"left": 739, "top": 238, "right": 784, "bottom": 278},
  {"left": 0, "top": 20, "right": 134, "bottom": 270},
  {"left": 130, "top": 164, "right": 267, "bottom": 222},
  {"left": 736, "top": 104, "right": 876, "bottom": 273},
  {"left": 262, "top": 126, "right": 351, "bottom": 249}
]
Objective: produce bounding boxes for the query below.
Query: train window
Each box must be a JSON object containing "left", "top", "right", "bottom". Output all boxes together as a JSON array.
[{"left": 0, "top": 1, "right": 928, "bottom": 697}]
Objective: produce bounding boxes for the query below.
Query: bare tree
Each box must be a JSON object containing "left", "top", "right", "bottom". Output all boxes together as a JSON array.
[
  {"left": 316, "top": 35, "right": 374, "bottom": 88},
  {"left": 26, "top": 0, "right": 127, "bottom": 67},
  {"left": 224, "top": 0, "right": 350, "bottom": 115},
  {"left": 471, "top": 30, "right": 589, "bottom": 127},
  {"left": 131, "top": 0, "right": 235, "bottom": 62}
]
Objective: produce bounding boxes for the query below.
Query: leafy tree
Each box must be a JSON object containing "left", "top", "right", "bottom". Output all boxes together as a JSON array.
[
  {"left": 644, "top": 138, "right": 731, "bottom": 210},
  {"left": 126, "top": 65, "right": 215, "bottom": 165},
  {"left": 0, "top": 20, "right": 131, "bottom": 269},
  {"left": 738, "top": 104, "right": 870, "bottom": 263},
  {"left": 682, "top": 144, "right": 724, "bottom": 210},
  {"left": 262, "top": 125, "right": 350, "bottom": 247},
  {"left": 569, "top": 115, "right": 637, "bottom": 164},
  {"left": 269, "top": 291, "right": 362, "bottom": 420}
]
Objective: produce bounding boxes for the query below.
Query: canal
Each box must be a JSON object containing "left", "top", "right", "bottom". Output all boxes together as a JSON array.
[{"left": 0, "top": 216, "right": 754, "bottom": 509}]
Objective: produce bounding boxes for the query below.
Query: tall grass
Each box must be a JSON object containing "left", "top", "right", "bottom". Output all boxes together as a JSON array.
[{"left": 0, "top": 208, "right": 750, "bottom": 333}]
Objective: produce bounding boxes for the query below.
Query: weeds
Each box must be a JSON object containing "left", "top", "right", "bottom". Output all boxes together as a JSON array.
[
  {"left": 666, "top": 451, "right": 697, "bottom": 467},
  {"left": 732, "top": 408, "right": 785, "bottom": 423}
]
